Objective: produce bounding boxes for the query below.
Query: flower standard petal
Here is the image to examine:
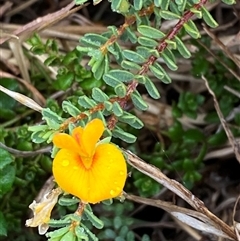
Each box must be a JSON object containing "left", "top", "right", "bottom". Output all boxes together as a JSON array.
[
  {"left": 87, "top": 143, "right": 127, "bottom": 203},
  {"left": 72, "top": 126, "right": 88, "bottom": 157},
  {"left": 53, "top": 133, "right": 80, "bottom": 153},
  {"left": 81, "top": 119, "right": 105, "bottom": 157}
]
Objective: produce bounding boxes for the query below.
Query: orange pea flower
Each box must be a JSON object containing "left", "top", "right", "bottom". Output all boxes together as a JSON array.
[{"left": 52, "top": 118, "right": 127, "bottom": 204}]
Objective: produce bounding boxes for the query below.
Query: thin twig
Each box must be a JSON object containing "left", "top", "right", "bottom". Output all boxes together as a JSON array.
[
  {"left": 203, "top": 75, "right": 240, "bottom": 163},
  {"left": 0, "top": 142, "right": 51, "bottom": 157}
]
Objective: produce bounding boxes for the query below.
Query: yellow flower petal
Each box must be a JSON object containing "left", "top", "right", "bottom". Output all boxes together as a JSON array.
[
  {"left": 52, "top": 149, "right": 86, "bottom": 199},
  {"left": 72, "top": 126, "right": 88, "bottom": 157},
  {"left": 88, "top": 143, "right": 127, "bottom": 203},
  {"left": 72, "top": 126, "right": 84, "bottom": 145},
  {"left": 52, "top": 144, "right": 127, "bottom": 204},
  {"left": 81, "top": 119, "right": 104, "bottom": 157},
  {"left": 53, "top": 133, "right": 80, "bottom": 154}
]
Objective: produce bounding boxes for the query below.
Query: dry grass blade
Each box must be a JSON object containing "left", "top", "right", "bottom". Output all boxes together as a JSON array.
[
  {"left": 196, "top": 39, "right": 240, "bottom": 83},
  {"left": 0, "top": 70, "right": 46, "bottom": 105},
  {"left": 5, "top": 0, "right": 39, "bottom": 17},
  {"left": 0, "top": 1, "right": 88, "bottom": 44},
  {"left": 224, "top": 85, "right": 240, "bottom": 99},
  {"left": 125, "top": 193, "right": 231, "bottom": 239},
  {"left": 203, "top": 75, "right": 240, "bottom": 163},
  {"left": 233, "top": 195, "right": 240, "bottom": 241},
  {"left": 124, "top": 150, "right": 237, "bottom": 240},
  {"left": 0, "top": 1, "right": 13, "bottom": 17},
  {"left": 0, "top": 85, "right": 43, "bottom": 112},
  {"left": 8, "top": 40, "right": 30, "bottom": 83},
  {"left": 203, "top": 25, "right": 240, "bottom": 69}
]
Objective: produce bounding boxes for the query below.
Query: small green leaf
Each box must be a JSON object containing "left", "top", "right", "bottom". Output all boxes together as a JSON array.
[
  {"left": 165, "top": 39, "right": 177, "bottom": 49},
  {"left": 125, "top": 27, "right": 138, "bottom": 44},
  {"left": 44, "top": 56, "right": 59, "bottom": 66},
  {"left": 0, "top": 151, "right": 16, "bottom": 196},
  {"left": 60, "top": 229, "right": 76, "bottom": 241},
  {"left": 221, "top": 0, "right": 236, "bottom": 4},
  {"left": 111, "top": 0, "right": 130, "bottom": 13},
  {"left": 46, "top": 226, "right": 69, "bottom": 239},
  {"left": 134, "top": 0, "right": 143, "bottom": 10},
  {"left": 137, "top": 25, "right": 165, "bottom": 39},
  {"left": 81, "top": 223, "right": 98, "bottom": 241},
  {"left": 160, "top": 0, "right": 170, "bottom": 10},
  {"left": 183, "top": 129, "right": 205, "bottom": 143},
  {"left": 138, "top": 37, "right": 158, "bottom": 48},
  {"left": 135, "top": 75, "right": 146, "bottom": 84},
  {"left": 0, "top": 212, "right": 7, "bottom": 236},
  {"left": 112, "top": 43, "right": 124, "bottom": 63},
  {"left": 161, "top": 51, "right": 178, "bottom": 71},
  {"left": 119, "top": 113, "right": 144, "bottom": 129},
  {"left": 151, "top": 62, "right": 172, "bottom": 84},
  {"left": 183, "top": 20, "right": 200, "bottom": 39},
  {"left": 112, "top": 126, "right": 136, "bottom": 143},
  {"left": 62, "top": 101, "right": 81, "bottom": 117},
  {"left": 176, "top": 0, "right": 187, "bottom": 11},
  {"left": 90, "top": 55, "right": 104, "bottom": 74},
  {"left": 92, "top": 87, "right": 109, "bottom": 102},
  {"left": 154, "top": 0, "right": 162, "bottom": 7},
  {"left": 118, "top": 112, "right": 136, "bottom": 125},
  {"left": 28, "top": 124, "right": 49, "bottom": 132},
  {"left": 207, "top": 131, "right": 227, "bottom": 146},
  {"left": 75, "top": 226, "right": 88, "bottom": 239},
  {"left": 31, "top": 130, "right": 49, "bottom": 143},
  {"left": 160, "top": 10, "right": 181, "bottom": 20},
  {"left": 201, "top": 6, "right": 218, "bottom": 28},
  {"left": 168, "top": 121, "right": 184, "bottom": 141},
  {"left": 175, "top": 36, "right": 191, "bottom": 58},
  {"left": 42, "top": 108, "right": 63, "bottom": 125},
  {"left": 103, "top": 73, "right": 123, "bottom": 87},
  {"left": 76, "top": 46, "right": 93, "bottom": 53},
  {"left": 58, "top": 196, "right": 79, "bottom": 206},
  {"left": 136, "top": 46, "right": 152, "bottom": 59},
  {"left": 81, "top": 76, "right": 103, "bottom": 90},
  {"left": 112, "top": 102, "right": 123, "bottom": 117},
  {"left": 121, "top": 60, "right": 141, "bottom": 71},
  {"left": 54, "top": 71, "right": 74, "bottom": 90},
  {"left": 190, "top": 8, "right": 202, "bottom": 18},
  {"left": 93, "top": 57, "right": 107, "bottom": 80},
  {"left": 130, "top": 91, "right": 148, "bottom": 111},
  {"left": 104, "top": 70, "right": 134, "bottom": 84},
  {"left": 114, "top": 84, "right": 127, "bottom": 98},
  {"left": 62, "top": 51, "right": 78, "bottom": 66},
  {"left": 81, "top": 33, "right": 108, "bottom": 47},
  {"left": 131, "top": 118, "right": 144, "bottom": 129},
  {"left": 149, "top": 64, "right": 164, "bottom": 80},
  {"left": 122, "top": 50, "right": 146, "bottom": 64},
  {"left": 0, "top": 78, "right": 18, "bottom": 119},
  {"left": 0, "top": 148, "right": 14, "bottom": 169},
  {"left": 78, "top": 96, "right": 96, "bottom": 109},
  {"left": 145, "top": 77, "right": 160, "bottom": 99},
  {"left": 104, "top": 101, "right": 113, "bottom": 111},
  {"left": 84, "top": 208, "right": 104, "bottom": 229}
]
